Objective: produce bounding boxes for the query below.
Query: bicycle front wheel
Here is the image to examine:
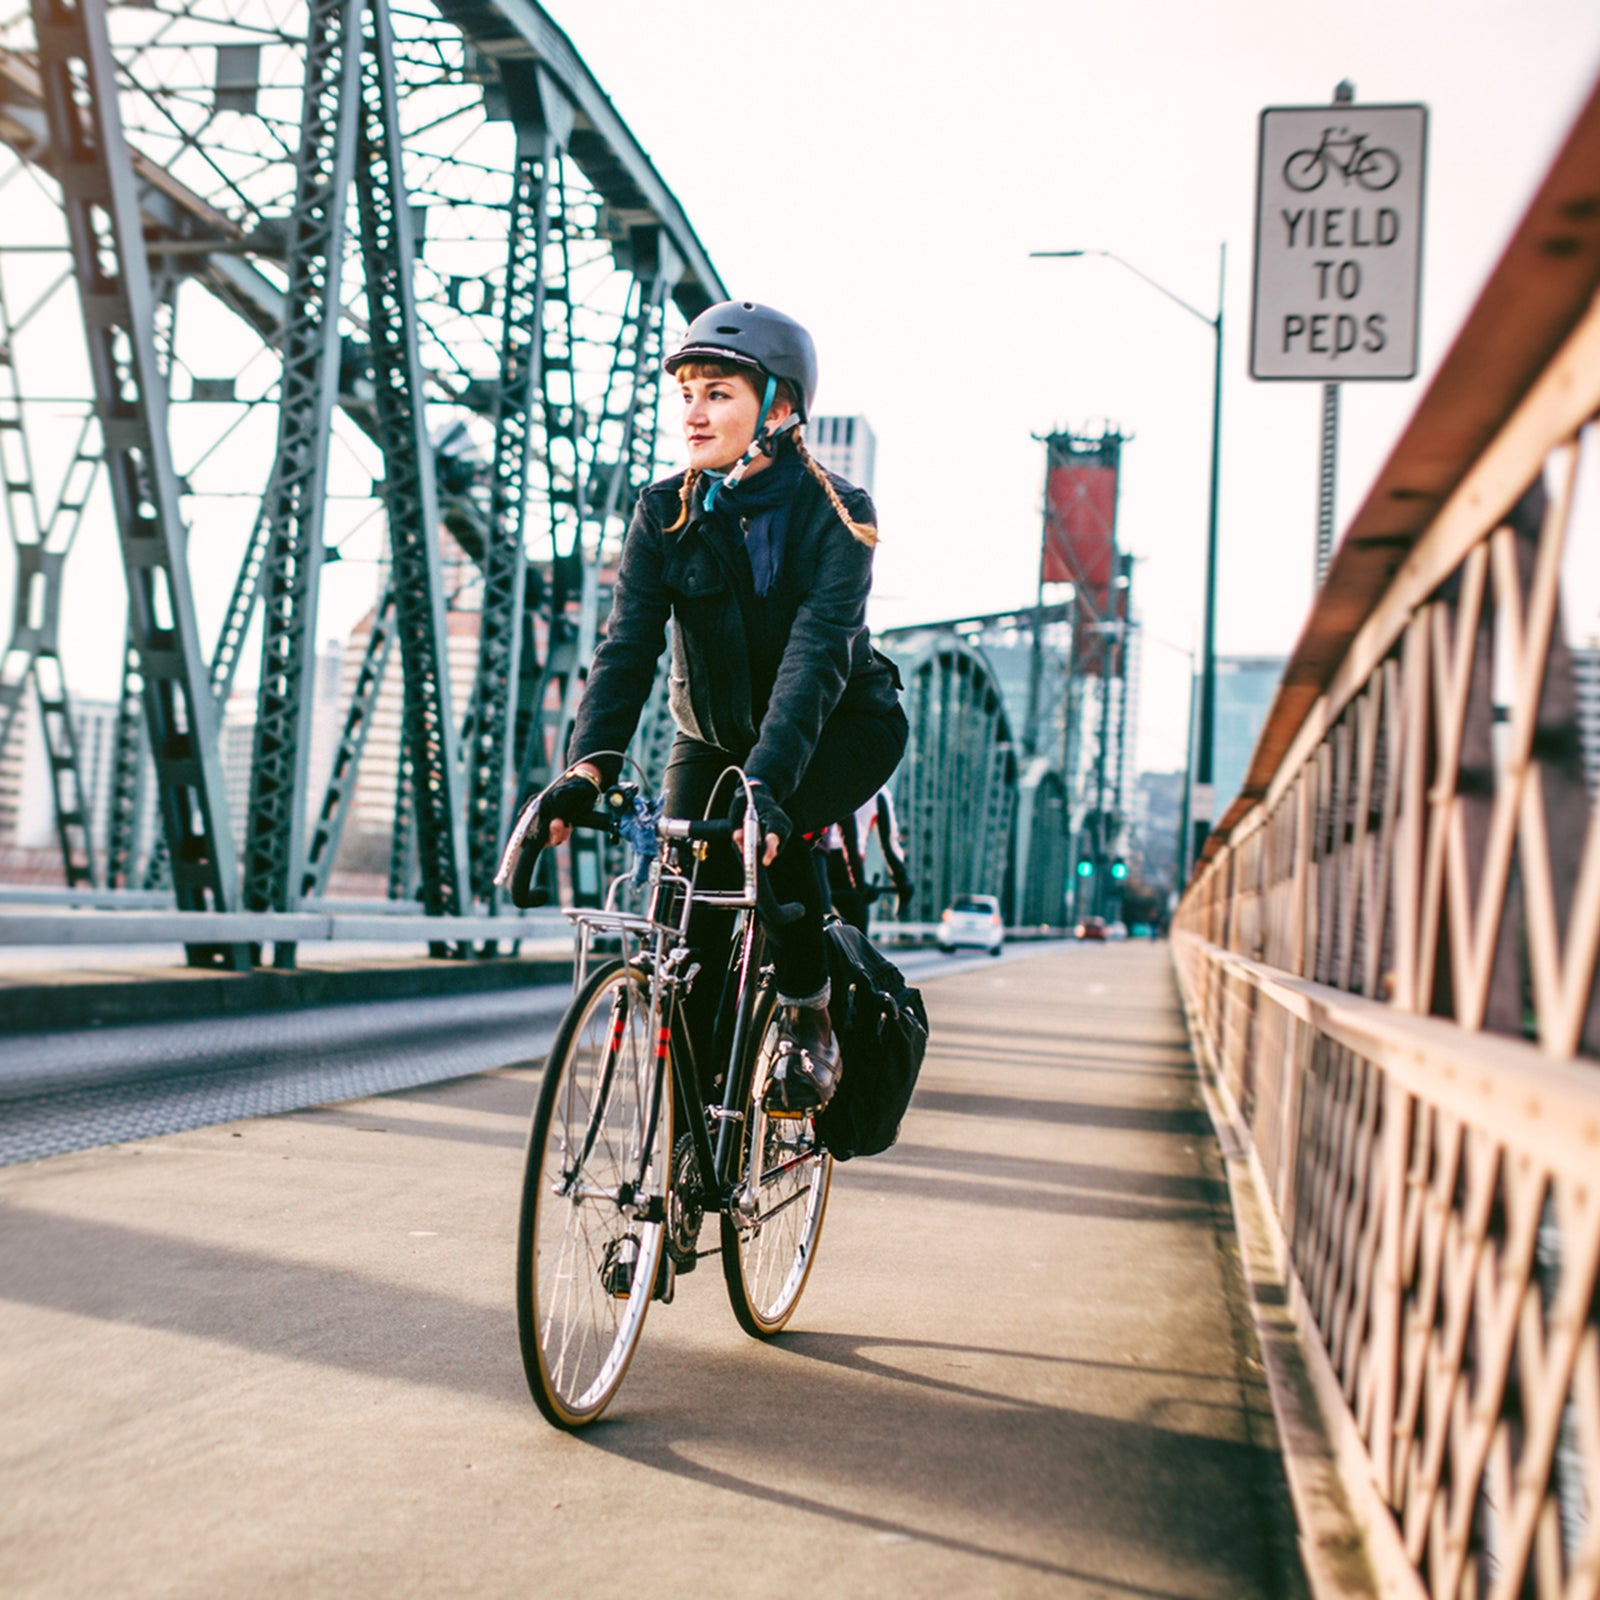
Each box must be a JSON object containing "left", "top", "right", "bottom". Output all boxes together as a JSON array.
[
  {"left": 517, "top": 960, "right": 671, "bottom": 1429},
  {"left": 721, "top": 990, "right": 833, "bottom": 1337},
  {"left": 1354, "top": 146, "right": 1400, "bottom": 190}
]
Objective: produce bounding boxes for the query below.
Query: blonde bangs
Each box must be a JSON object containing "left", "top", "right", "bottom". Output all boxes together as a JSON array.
[{"left": 671, "top": 358, "right": 761, "bottom": 387}]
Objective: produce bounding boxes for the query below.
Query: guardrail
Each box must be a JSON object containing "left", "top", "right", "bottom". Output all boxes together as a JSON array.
[
  {"left": 0, "top": 910, "right": 1072, "bottom": 950},
  {"left": 1173, "top": 79, "right": 1600, "bottom": 1600},
  {"left": 0, "top": 909, "right": 568, "bottom": 947}
]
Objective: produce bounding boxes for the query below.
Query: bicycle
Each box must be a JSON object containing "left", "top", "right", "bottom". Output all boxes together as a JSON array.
[
  {"left": 506, "top": 762, "right": 832, "bottom": 1429},
  {"left": 1282, "top": 126, "right": 1400, "bottom": 193}
]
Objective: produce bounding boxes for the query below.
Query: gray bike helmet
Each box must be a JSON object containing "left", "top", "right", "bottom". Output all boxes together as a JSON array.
[{"left": 664, "top": 300, "right": 818, "bottom": 421}]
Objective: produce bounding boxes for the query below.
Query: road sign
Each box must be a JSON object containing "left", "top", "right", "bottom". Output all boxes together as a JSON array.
[{"left": 1251, "top": 104, "right": 1427, "bottom": 380}]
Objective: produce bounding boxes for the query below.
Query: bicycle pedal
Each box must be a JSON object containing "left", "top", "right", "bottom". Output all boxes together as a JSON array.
[{"left": 600, "top": 1233, "right": 641, "bottom": 1298}]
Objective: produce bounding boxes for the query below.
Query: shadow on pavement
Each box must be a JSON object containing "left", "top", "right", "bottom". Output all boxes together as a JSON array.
[
  {"left": 582, "top": 1330, "right": 1297, "bottom": 1600},
  {"left": 833, "top": 1158, "right": 1215, "bottom": 1224},
  {"left": 876, "top": 1140, "right": 1228, "bottom": 1205},
  {"left": 0, "top": 1203, "right": 527, "bottom": 1408},
  {"left": 909, "top": 1087, "right": 1213, "bottom": 1137},
  {"left": 286, "top": 1106, "right": 527, "bottom": 1151}
]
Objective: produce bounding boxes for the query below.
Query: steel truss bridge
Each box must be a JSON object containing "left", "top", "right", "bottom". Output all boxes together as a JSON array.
[{"left": 0, "top": 0, "right": 1075, "bottom": 963}]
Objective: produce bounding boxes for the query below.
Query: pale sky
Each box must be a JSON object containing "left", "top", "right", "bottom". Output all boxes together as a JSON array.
[
  {"left": 6, "top": 0, "right": 1600, "bottom": 784},
  {"left": 561, "top": 0, "right": 1600, "bottom": 772}
]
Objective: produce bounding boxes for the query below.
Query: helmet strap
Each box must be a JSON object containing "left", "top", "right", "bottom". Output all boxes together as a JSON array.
[{"left": 706, "top": 375, "right": 778, "bottom": 508}]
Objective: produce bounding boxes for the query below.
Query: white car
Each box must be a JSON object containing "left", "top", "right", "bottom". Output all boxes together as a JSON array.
[{"left": 938, "top": 894, "right": 1004, "bottom": 955}]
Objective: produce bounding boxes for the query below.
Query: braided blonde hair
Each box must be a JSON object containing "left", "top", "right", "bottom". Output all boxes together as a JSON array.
[
  {"left": 793, "top": 432, "right": 878, "bottom": 548},
  {"left": 665, "top": 466, "right": 700, "bottom": 532}
]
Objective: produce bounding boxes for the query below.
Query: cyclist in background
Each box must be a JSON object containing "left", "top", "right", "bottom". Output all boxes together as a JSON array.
[
  {"left": 821, "top": 787, "right": 914, "bottom": 934},
  {"left": 525, "top": 302, "right": 907, "bottom": 1115}
]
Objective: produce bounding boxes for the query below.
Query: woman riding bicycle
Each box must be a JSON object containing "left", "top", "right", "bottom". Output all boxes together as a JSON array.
[{"left": 525, "top": 301, "right": 907, "bottom": 1115}]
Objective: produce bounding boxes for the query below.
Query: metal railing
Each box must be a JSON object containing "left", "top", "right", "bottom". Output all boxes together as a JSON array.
[{"left": 1173, "top": 78, "right": 1600, "bottom": 1600}]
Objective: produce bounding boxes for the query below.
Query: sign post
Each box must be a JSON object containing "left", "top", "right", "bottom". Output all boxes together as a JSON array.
[{"left": 1252, "top": 97, "right": 1426, "bottom": 589}]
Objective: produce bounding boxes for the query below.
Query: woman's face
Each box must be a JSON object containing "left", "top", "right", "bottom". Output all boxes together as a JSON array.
[{"left": 679, "top": 370, "right": 792, "bottom": 474}]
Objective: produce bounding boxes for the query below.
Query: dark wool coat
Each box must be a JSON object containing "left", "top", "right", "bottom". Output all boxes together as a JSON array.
[{"left": 567, "top": 466, "right": 903, "bottom": 803}]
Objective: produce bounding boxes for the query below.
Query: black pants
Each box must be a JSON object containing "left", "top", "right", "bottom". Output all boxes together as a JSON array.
[{"left": 663, "top": 706, "right": 907, "bottom": 1066}]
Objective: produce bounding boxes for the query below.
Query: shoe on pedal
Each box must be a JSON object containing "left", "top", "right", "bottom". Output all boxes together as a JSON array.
[{"left": 764, "top": 1003, "right": 842, "bottom": 1117}]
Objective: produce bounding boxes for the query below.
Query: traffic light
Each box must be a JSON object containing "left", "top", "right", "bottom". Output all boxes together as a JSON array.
[
  {"left": 1110, "top": 858, "right": 1127, "bottom": 881},
  {"left": 1076, "top": 859, "right": 1093, "bottom": 879}
]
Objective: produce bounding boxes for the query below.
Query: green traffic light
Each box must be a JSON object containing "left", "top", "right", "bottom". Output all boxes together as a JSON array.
[
  {"left": 1076, "top": 859, "right": 1093, "bottom": 877},
  {"left": 1110, "top": 859, "right": 1127, "bottom": 880}
]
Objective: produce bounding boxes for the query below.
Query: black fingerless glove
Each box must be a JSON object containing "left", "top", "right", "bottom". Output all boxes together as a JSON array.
[
  {"left": 493, "top": 769, "right": 601, "bottom": 907},
  {"left": 537, "top": 771, "right": 603, "bottom": 828},
  {"left": 728, "top": 780, "right": 793, "bottom": 852}
]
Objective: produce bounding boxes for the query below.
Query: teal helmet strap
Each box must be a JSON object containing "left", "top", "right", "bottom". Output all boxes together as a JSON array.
[
  {"left": 754, "top": 373, "right": 777, "bottom": 438},
  {"left": 704, "top": 375, "right": 778, "bottom": 512}
]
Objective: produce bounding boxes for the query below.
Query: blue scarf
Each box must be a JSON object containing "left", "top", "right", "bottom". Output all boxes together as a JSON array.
[{"left": 702, "top": 447, "right": 806, "bottom": 597}]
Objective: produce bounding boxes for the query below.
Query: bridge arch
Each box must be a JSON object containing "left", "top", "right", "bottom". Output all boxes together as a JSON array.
[
  {"left": 888, "top": 634, "right": 1018, "bottom": 923},
  {"left": 1013, "top": 758, "right": 1070, "bottom": 927}
]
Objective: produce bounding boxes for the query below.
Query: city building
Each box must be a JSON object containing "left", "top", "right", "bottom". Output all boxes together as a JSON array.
[
  {"left": 0, "top": 711, "right": 27, "bottom": 848},
  {"left": 12, "top": 692, "right": 122, "bottom": 854},
  {"left": 1131, "top": 769, "right": 1185, "bottom": 895},
  {"left": 805, "top": 415, "right": 876, "bottom": 496},
  {"left": 1572, "top": 643, "right": 1600, "bottom": 794},
  {"left": 1212, "top": 655, "right": 1288, "bottom": 814}
]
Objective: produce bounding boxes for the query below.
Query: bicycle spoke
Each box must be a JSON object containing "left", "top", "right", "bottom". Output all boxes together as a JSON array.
[
  {"left": 518, "top": 963, "right": 669, "bottom": 1427},
  {"left": 722, "top": 995, "right": 831, "bottom": 1336}
]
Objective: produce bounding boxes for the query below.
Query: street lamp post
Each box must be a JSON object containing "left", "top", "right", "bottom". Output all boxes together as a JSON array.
[{"left": 1031, "top": 245, "right": 1225, "bottom": 878}]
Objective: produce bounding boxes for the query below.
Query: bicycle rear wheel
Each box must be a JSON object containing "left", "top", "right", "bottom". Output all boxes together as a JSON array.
[
  {"left": 517, "top": 960, "right": 671, "bottom": 1428},
  {"left": 721, "top": 989, "right": 833, "bottom": 1337}
]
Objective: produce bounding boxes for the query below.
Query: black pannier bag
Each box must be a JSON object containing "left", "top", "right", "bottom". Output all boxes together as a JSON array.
[{"left": 813, "top": 920, "right": 930, "bottom": 1161}]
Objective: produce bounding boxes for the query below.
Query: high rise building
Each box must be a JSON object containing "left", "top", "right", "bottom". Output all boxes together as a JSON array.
[
  {"left": 1212, "top": 655, "right": 1288, "bottom": 812},
  {"left": 806, "top": 416, "right": 876, "bottom": 496},
  {"left": 1132, "top": 769, "right": 1185, "bottom": 893}
]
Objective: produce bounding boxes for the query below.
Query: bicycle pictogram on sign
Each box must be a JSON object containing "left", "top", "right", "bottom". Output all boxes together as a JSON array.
[{"left": 1283, "top": 126, "right": 1401, "bottom": 193}]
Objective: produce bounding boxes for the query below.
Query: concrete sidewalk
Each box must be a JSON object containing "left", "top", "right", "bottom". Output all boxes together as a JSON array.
[{"left": 0, "top": 944, "right": 1306, "bottom": 1599}]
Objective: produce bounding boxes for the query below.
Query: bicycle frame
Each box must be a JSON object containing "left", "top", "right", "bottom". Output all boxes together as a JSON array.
[{"left": 559, "top": 789, "right": 776, "bottom": 1228}]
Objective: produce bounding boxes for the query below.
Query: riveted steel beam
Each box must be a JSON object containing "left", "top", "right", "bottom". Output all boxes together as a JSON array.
[
  {"left": 104, "top": 634, "right": 146, "bottom": 889},
  {"left": 464, "top": 100, "right": 564, "bottom": 904},
  {"left": 241, "top": 0, "right": 365, "bottom": 919},
  {"left": 554, "top": 254, "right": 674, "bottom": 761},
  {"left": 355, "top": 0, "right": 468, "bottom": 917},
  {"left": 28, "top": 0, "right": 240, "bottom": 949}
]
